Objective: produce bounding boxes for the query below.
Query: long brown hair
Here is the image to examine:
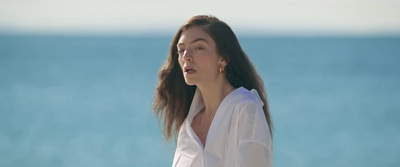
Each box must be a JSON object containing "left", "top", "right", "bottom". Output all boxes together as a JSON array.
[{"left": 153, "top": 15, "right": 272, "bottom": 141}]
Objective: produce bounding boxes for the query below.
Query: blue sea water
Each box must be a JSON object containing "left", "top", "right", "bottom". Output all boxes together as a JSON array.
[{"left": 0, "top": 34, "right": 399, "bottom": 167}]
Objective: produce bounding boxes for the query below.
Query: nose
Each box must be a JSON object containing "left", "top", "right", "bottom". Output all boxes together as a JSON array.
[{"left": 182, "top": 50, "right": 193, "bottom": 62}]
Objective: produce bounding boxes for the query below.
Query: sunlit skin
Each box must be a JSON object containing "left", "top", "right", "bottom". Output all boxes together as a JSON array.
[
  {"left": 177, "top": 26, "right": 223, "bottom": 86},
  {"left": 177, "top": 26, "right": 235, "bottom": 146}
]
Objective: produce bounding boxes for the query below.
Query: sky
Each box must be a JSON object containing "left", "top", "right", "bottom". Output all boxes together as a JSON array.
[{"left": 0, "top": 0, "right": 400, "bottom": 36}]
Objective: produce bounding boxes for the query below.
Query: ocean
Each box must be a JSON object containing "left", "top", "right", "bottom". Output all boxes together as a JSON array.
[{"left": 0, "top": 34, "right": 399, "bottom": 167}]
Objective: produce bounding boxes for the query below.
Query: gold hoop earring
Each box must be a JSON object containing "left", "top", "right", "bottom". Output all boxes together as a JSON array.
[{"left": 219, "top": 67, "right": 225, "bottom": 73}]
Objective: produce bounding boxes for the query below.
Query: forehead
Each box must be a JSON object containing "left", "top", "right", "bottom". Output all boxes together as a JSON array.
[{"left": 178, "top": 26, "right": 214, "bottom": 44}]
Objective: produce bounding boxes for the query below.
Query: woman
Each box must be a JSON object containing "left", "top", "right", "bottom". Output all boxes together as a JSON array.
[{"left": 153, "top": 15, "right": 273, "bottom": 167}]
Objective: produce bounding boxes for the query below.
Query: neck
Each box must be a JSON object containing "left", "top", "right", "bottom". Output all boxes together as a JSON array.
[{"left": 197, "top": 78, "right": 235, "bottom": 117}]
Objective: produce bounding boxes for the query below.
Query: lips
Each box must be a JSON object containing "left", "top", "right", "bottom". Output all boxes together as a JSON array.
[{"left": 184, "top": 66, "right": 196, "bottom": 75}]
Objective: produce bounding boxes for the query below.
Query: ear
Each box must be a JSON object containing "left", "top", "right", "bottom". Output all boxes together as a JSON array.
[{"left": 219, "top": 57, "right": 228, "bottom": 67}]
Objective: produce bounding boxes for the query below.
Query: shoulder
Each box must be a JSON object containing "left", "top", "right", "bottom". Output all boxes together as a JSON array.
[
  {"left": 231, "top": 87, "right": 264, "bottom": 109},
  {"left": 230, "top": 88, "right": 271, "bottom": 144},
  {"left": 228, "top": 87, "right": 266, "bottom": 123}
]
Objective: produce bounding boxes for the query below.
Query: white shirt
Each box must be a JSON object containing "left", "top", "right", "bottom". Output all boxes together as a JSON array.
[{"left": 172, "top": 87, "right": 273, "bottom": 167}]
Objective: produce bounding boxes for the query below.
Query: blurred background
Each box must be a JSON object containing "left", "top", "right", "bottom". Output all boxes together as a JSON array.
[{"left": 1, "top": 0, "right": 399, "bottom": 166}]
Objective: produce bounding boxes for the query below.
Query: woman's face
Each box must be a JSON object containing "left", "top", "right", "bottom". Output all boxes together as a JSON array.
[{"left": 177, "top": 26, "right": 226, "bottom": 86}]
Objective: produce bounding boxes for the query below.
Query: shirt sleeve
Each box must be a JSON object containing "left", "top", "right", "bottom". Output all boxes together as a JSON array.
[{"left": 235, "top": 100, "right": 273, "bottom": 167}]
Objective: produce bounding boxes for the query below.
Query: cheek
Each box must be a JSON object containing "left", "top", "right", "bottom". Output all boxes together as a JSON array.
[
  {"left": 177, "top": 56, "right": 183, "bottom": 67},
  {"left": 199, "top": 53, "right": 220, "bottom": 71}
]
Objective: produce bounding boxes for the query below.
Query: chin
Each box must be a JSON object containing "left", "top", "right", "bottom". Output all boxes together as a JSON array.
[
  {"left": 184, "top": 78, "right": 196, "bottom": 86},
  {"left": 185, "top": 81, "right": 196, "bottom": 86}
]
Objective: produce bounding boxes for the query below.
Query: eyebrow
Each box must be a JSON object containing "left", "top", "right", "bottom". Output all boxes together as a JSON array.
[{"left": 177, "top": 38, "right": 209, "bottom": 46}]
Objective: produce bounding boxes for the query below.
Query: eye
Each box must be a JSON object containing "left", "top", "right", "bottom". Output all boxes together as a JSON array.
[
  {"left": 177, "top": 49, "right": 185, "bottom": 55},
  {"left": 195, "top": 46, "right": 204, "bottom": 50}
]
